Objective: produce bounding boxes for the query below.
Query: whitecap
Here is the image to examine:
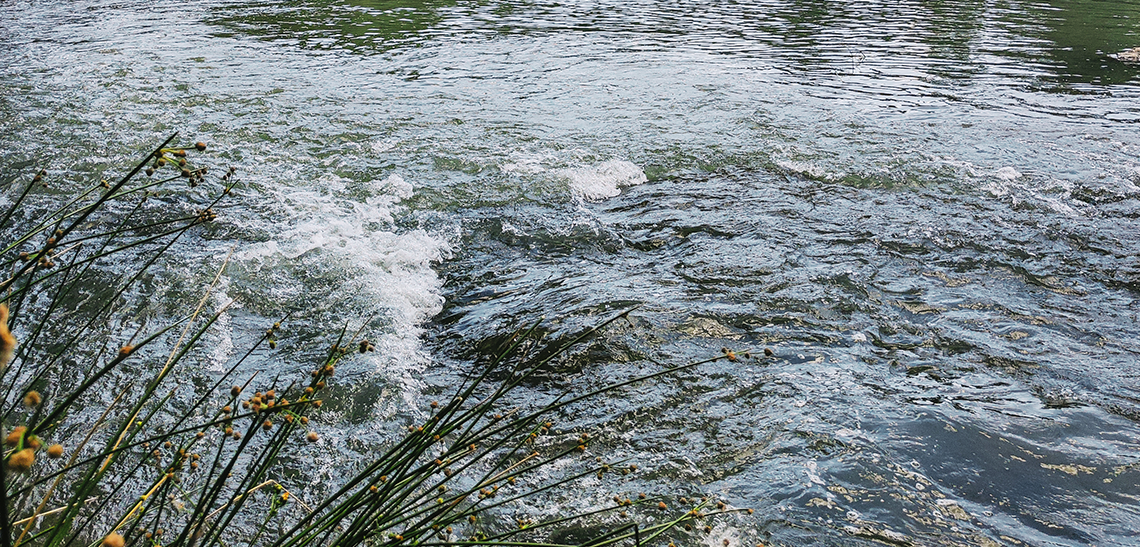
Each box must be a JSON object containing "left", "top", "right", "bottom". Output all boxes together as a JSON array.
[{"left": 557, "top": 159, "right": 647, "bottom": 200}]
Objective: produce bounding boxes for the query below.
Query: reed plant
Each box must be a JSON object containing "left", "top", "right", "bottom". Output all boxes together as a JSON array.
[{"left": 0, "top": 136, "right": 750, "bottom": 547}]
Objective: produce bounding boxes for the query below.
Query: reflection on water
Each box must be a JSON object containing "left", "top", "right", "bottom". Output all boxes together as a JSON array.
[
  {"left": 4, "top": 0, "right": 1140, "bottom": 545},
  {"left": 209, "top": 0, "right": 456, "bottom": 52},
  {"left": 211, "top": 0, "right": 1140, "bottom": 86},
  {"left": 1041, "top": 0, "right": 1140, "bottom": 85}
]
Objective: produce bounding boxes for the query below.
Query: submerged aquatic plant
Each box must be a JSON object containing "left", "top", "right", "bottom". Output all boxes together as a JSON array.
[{"left": 0, "top": 136, "right": 749, "bottom": 547}]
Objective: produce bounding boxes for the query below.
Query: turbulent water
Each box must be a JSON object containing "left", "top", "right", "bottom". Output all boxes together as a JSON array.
[{"left": 3, "top": 0, "right": 1140, "bottom": 545}]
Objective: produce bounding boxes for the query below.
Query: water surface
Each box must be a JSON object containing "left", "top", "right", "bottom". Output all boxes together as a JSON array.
[{"left": 2, "top": 0, "right": 1140, "bottom": 545}]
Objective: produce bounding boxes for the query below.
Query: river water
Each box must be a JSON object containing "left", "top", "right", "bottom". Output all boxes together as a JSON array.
[{"left": 3, "top": 0, "right": 1140, "bottom": 545}]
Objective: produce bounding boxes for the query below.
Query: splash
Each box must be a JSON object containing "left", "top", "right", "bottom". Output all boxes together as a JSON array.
[{"left": 557, "top": 159, "right": 648, "bottom": 200}]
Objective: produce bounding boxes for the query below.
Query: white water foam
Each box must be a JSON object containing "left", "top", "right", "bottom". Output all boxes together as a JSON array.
[
  {"left": 230, "top": 171, "right": 449, "bottom": 394},
  {"left": 776, "top": 159, "right": 842, "bottom": 181},
  {"left": 557, "top": 159, "right": 647, "bottom": 200}
]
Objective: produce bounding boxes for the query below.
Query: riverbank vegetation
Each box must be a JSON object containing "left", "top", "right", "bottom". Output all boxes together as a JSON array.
[{"left": 0, "top": 136, "right": 748, "bottom": 547}]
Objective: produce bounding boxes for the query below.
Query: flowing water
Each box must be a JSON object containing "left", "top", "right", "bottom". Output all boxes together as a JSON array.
[{"left": 3, "top": 0, "right": 1140, "bottom": 545}]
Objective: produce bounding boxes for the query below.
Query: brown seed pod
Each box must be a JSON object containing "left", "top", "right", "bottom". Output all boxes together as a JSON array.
[
  {"left": 231, "top": 385, "right": 242, "bottom": 397},
  {"left": 195, "top": 142, "right": 206, "bottom": 151},
  {"left": 764, "top": 348, "right": 774, "bottom": 357},
  {"left": 101, "top": 533, "right": 125, "bottom": 547},
  {"left": 23, "top": 391, "right": 42, "bottom": 407},
  {"left": 5, "top": 426, "right": 27, "bottom": 447},
  {"left": 118, "top": 346, "right": 133, "bottom": 358},
  {"left": 306, "top": 431, "right": 319, "bottom": 443},
  {"left": 47, "top": 444, "right": 64, "bottom": 458},
  {"left": 262, "top": 420, "right": 273, "bottom": 431},
  {"left": 8, "top": 448, "right": 35, "bottom": 472}
]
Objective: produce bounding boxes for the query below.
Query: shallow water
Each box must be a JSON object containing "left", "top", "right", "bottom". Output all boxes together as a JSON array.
[{"left": 3, "top": 0, "right": 1140, "bottom": 545}]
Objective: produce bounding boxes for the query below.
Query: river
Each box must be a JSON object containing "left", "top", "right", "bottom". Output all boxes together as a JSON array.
[{"left": 2, "top": 1, "right": 1139, "bottom": 545}]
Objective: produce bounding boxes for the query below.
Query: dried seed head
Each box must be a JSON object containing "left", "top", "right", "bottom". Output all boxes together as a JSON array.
[
  {"left": 306, "top": 431, "right": 319, "bottom": 443},
  {"left": 195, "top": 142, "right": 207, "bottom": 151},
  {"left": 5, "top": 426, "right": 27, "bottom": 447},
  {"left": 300, "top": 416, "right": 309, "bottom": 425},
  {"left": 23, "top": 391, "right": 42, "bottom": 407},
  {"left": 26, "top": 436, "right": 41, "bottom": 450},
  {"left": 658, "top": 501, "right": 668, "bottom": 510},
  {"left": 262, "top": 420, "right": 273, "bottom": 431},
  {"left": 231, "top": 385, "right": 242, "bottom": 397},
  {"left": 8, "top": 447, "right": 35, "bottom": 472},
  {"left": 1, "top": 304, "right": 18, "bottom": 370},
  {"left": 101, "top": 533, "right": 125, "bottom": 547},
  {"left": 764, "top": 348, "right": 774, "bottom": 357},
  {"left": 118, "top": 346, "right": 133, "bottom": 358},
  {"left": 47, "top": 444, "right": 64, "bottom": 458}
]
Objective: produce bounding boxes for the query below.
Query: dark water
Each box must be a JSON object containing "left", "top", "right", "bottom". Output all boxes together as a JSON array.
[{"left": 3, "top": 0, "right": 1140, "bottom": 545}]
